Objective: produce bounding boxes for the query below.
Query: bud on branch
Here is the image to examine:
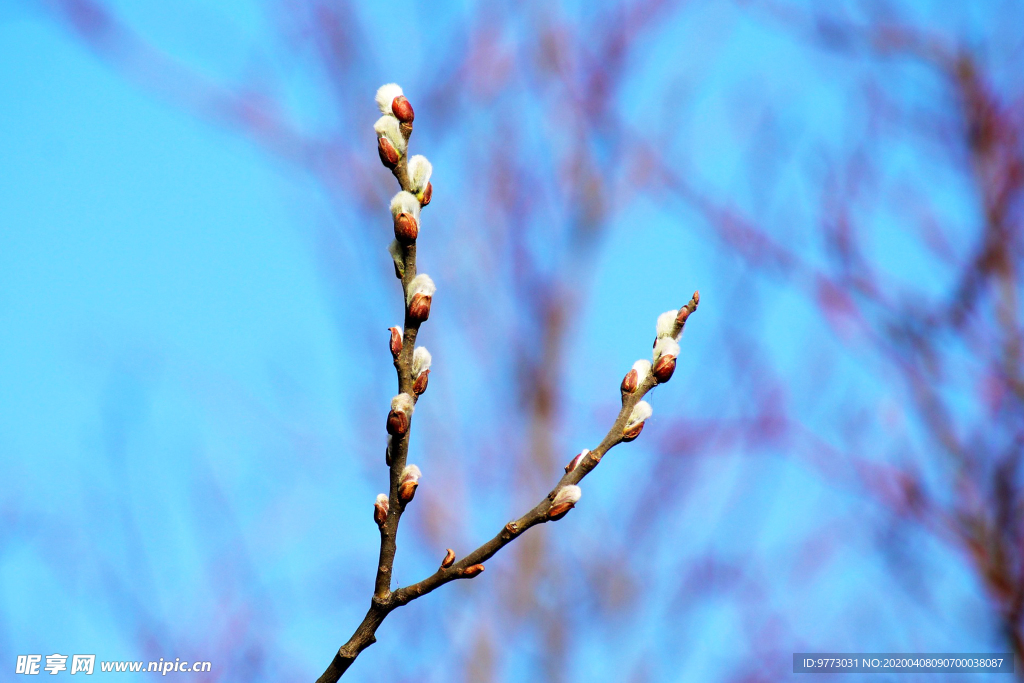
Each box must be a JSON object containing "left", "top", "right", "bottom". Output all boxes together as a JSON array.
[
  {"left": 412, "top": 347, "right": 432, "bottom": 395},
  {"left": 622, "top": 401, "right": 652, "bottom": 441},
  {"left": 652, "top": 338, "right": 680, "bottom": 383},
  {"left": 406, "top": 274, "right": 436, "bottom": 323},
  {"left": 399, "top": 464, "right": 421, "bottom": 503},
  {"left": 565, "top": 449, "right": 590, "bottom": 473},
  {"left": 621, "top": 359, "right": 652, "bottom": 394},
  {"left": 388, "top": 326, "right": 403, "bottom": 359},
  {"left": 390, "top": 191, "right": 421, "bottom": 243},
  {"left": 408, "top": 155, "right": 433, "bottom": 204},
  {"left": 441, "top": 548, "right": 456, "bottom": 569},
  {"left": 549, "top": 485, "right": 582, "bottom": 520},
  {"left": 387, "top": 393, "right": 415, "bottom": 437},
  {"left": 373, "top": 493, "right": 389, "bottom": 527}
]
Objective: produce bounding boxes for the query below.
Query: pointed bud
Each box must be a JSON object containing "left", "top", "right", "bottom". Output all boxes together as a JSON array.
[
  {"left": 565, "top": 449, "right": 590, "bottom": 473},
  {"left": 390, "top": 191, "right": 421, "bottom": 243},
  {"left": 387, "top": 393, "right": 415, "bottom": 436},
  {"left": 622, "top": 360, "right": 651, "bottom": 394},
  {"left": 389, "top": 327, "right": 404, "bottom": 359},
  {"left": 406, "top": 274, "right": 436, "bottom": 323},
  {"left": 392, "top": 95, "right": 414, "bottom": 123},
  {"left": 421, "top": 182, "right": 433, "bottom": 207},
  {"left": 388, "top": 240, "right": 405, "bottom": 278},
  {"left": 676, "top": 291, "right": 699, "bottom": 325},
  {"left": 462, "top": 564, "right": 485, "bottom": 578},
  {"left": 375, "top": 83, "right": 404, "bottom": 115},
  {"left": 549, "top": 485, "right": 581, "bottom": 519},
  {"left": 441, "top": 548, "right": 456, "bottom": 569},
  {"left": 374, "top": 493, "right": 389, "bottom": 527},
  {"left": 398, "top": 464, "right": 421, "bottom": 503},
  {"left": 622, "top": 401, "right": 652, "bottom": 442}
]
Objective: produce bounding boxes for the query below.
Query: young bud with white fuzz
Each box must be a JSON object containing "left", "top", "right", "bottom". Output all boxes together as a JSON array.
[
  {"left": 656, "top": 310, "right": 679, "bottom": 340},
  {"left": 461, "top": 564, "right": 485, "bottom": 578},
  {"left": 420, "top": 182, "right": 433, "bottom": 206},
  {"left": 441, "top": 548, "right": 456, "bottom": 569},
  {"left": 375, "top": 83, "right": 404, "bottom": 115},
  {"left": 549, "top": 485, "right": 582, "bottom": 519},
  {"left": 652, "top": 338, "right": 680, "bottom": 383},
  {"left": 373, "top": 493, "right": 389, "bottom": 527},
  {"left": 622, "top": 401, "right": 652, "bottom": 441},
  {"left": 388, "top": 326, "right": 403, "bottom": 359},
  {"left": 374, "top": 116, "right": 406, "bottom": 166},
  {"left": 407, "top": 155, "right": 433, "bottom": 202},
  {"left": 621, "top": 359, "right": 652, "bottom": 394},
  {"left": 406, "top": 274, "right": 436, "bottom": 322},
  {"left": 412, "top": 346, "right": 432, "bottom": 395},
  {"left": 387, "top": 393, "right": 415, "bottom": 436},
  {"left": 388, "top": 240, "right": 405, "bottom": 278},
  {"left": 565, "top": 449, "right": 590, "bottom": 473},
  {"left": 398, "top": 464, "right": 421, "bottom": 503},
  {"left": 390, "top": 191, "right": 421, "bottom": 241}
]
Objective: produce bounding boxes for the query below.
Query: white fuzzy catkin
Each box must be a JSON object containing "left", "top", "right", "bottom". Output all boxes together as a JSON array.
[
  {"left": 626, "top": 401, "right": 652, "bottom": 428},
  {"left": 388, "top": 240, "right": 405, "bottom": 276},
  {"left": 390, "top": 191, "right": 420, "bottom": 219},
  {"left": 412, "top": 347, "right": 432, "bottom": 376},
  {"left": 391, "top": 393, "right": 415, "bottom": 415},
  {"left": 552, "top": 485, "right": 582, "bottom": 507},
  {"left": 407, "top": 155, "right": 433, "bottom": 194},
  {"left": 653, "top": 337, "right": 680, "bottom": 363},
  {"left": 374, "top": 116, "right": 407, "bottom": 154},
  {"left": 632, "top": 359, "right": 652, "bottom": 379},
  {"left": 375, "top": 493, "right": 389, "bottom": 507},
  {"left": 401, "top": 464, "right": 421, "bottom": 483},
  {"left": 406, "top": 274, "right": 436, "bottom": 304},
  {"left": 656, "top": 310, "right": 679, "bottom": 339},
  {"left": 375, "top": 83, "right": 404, "bottom": 115}
]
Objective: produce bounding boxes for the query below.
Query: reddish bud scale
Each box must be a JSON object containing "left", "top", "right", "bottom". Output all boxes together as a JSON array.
[
  {"left": 565, "top": 452, "right": 585, "bottom": 473},
  {"left": 378, "top": 136, "right": 399, "bottom": 167},
  {"left": 622, "top": 421, "right": 645, "bottom": 442},
  {"left": 548, "top": 502, "right": 575, "bottom": 520},
  {"left": 373, "top": 498, "right": 388, "bottom": 527},
  {"left": 653, "top": 355, "right": 677, "bottom": 383},
  {"left": 621, "top": 368, "right": 639, "bottom": 393},
  {"left": 389, "top": 327, "right": 403, "bottom": 359},
  {"left": 408, "top": 293, "right": 432, "bottom": 322},
  {"left": 420, "top": 182, "right": 432, "bottom": 206},
  {"left": 462, "top": 564, "right": 485, "bottom": 578},
  {"left": 387, "top": 410, "right": 409, "bottom": 436},
  {"left": 392, "top": 96, "right": 415, "bottom": 123},
  {"left": 441, "top": 548, "right": 456, "bottom": 569},
  {"left": 413, "top": 369, "right": 430, "bottom": 395},
  {"left": 394, "top": 213, "right": 418, "bottom": 242},
  {"left": 398, "top": 480, "right": 418, "bottom": 503}
]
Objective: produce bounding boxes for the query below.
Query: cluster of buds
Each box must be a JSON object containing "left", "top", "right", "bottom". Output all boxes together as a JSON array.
[
  {"left": 390, "top": 191, "right": 420, "bottom": 243},
  {"left": 373, "top": 493, "right": 389, "bottom": 527},
  {"left": 549, "top": 485, "right": 581, "bottom": 520},
  {"left": 412, "top": 347, "right": 432, "bottom": 395},
  {"left": 565, "top": 449, "right": 590, "bottom": 473},
  {"left": 621, "top": 359, "right": 652, "bottom": 394},
  {"left": 387, "top": 393, "right": 415, "bottom": 437},
  {"left": 406, "top": 274, "right": 436, "bottom": 322},
  {"left": 622, "top": 401, "right": 652, "bottom": 442},
  {"left": 398, "top": 464, "right": 421, "bottom": 503},
  {"left": 388, "top": 326, "right": 403, "bottom": 359},
  {"left": 374, "top": 84, "right": 412, "bottom": 168}
]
